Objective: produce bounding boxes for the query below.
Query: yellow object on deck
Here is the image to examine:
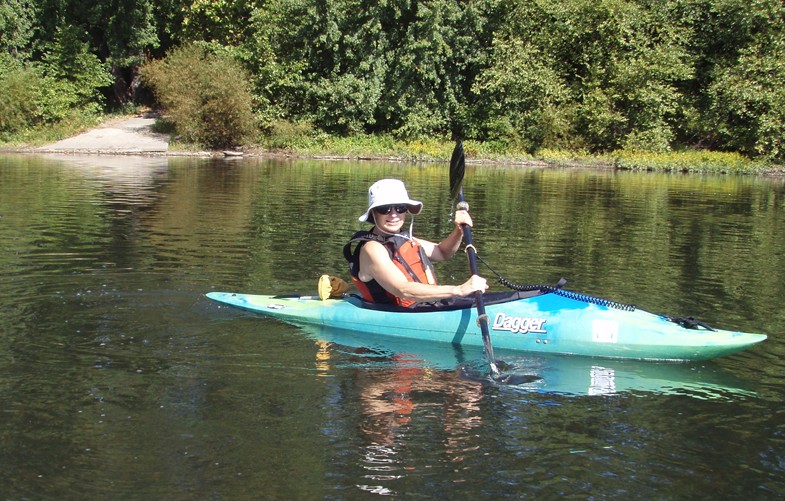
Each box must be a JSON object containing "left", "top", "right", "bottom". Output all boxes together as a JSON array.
[{"left": 318, "top": 275, "right": 350, "bottom": 300}]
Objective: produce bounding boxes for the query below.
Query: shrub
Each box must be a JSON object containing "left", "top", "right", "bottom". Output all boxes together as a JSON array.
[
  {"left": 262, "top": 119, "right": 323, "bottom": 151},
  {"left": 140, "top": 43, "right": 257, "bottom": 149},
  {"left": 0, "top": 65, "right": 41, "bottom": 136}
]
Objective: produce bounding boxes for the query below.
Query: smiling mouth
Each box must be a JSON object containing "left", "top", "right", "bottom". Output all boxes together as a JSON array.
[{"left": 382, "top": 216, "right": 403, "bottom": 225}]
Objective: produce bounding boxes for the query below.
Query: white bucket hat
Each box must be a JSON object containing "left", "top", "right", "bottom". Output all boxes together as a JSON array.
[{"left": 358, "top": 179, "right": 423, "bottom": 223}]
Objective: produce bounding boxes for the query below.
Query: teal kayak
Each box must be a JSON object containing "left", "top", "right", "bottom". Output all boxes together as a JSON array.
[{"left": 206, "top": 289, "right": 766, "bottom": 361}]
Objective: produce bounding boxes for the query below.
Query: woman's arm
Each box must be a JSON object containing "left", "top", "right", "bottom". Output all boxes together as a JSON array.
[{"left": 419, "top": 210, "right": 473, "bottom": 262}]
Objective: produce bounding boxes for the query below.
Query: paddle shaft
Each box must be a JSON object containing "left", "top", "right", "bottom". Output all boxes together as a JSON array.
[{"left": 456, "top": 193, "right": 500, "bottom": 377}]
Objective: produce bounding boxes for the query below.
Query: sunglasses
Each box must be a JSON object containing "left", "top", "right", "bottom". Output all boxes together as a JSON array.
[{"left": 373, "top": 204, "right": 409, "bottom": 215}]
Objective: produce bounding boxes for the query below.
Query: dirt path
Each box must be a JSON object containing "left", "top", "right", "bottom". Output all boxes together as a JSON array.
[{"left": 36, "top": 114, "right": 169, "bottom": 154}]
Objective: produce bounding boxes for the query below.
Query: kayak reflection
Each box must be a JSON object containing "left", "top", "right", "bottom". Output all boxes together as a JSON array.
[{"left": 304, "top": 324, "right": 757, "bottom": 400}]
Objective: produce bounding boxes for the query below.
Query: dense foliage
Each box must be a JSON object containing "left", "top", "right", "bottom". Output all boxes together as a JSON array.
[
  {"left": 1, "top": 8, "right": 112, "bottom": 139},
  {"left": 140, "top": 43, "right": 256, "bottom": 149},
  {"left": 1, "top": 0, "right": 783, "bottom": 161}
]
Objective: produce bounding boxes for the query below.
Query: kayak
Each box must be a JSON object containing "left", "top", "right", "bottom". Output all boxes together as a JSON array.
[{"left": 205, "top": 288, "right": 766, "bottom": 361}]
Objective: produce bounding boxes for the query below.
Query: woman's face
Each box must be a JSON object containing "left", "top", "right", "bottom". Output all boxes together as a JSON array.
[{"left": 372, "top": 204, "right": 408, "bottom": 233}]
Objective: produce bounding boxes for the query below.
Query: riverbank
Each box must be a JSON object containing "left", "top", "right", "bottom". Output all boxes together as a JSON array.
[
  {"left": 3, "top": 113, "right": 783, "bottom": 175},
  {"left": 0, "top": 114, "right": 599, "bottom": 169}
]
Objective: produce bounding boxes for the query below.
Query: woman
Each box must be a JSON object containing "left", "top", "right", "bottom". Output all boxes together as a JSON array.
[{"left": 343, "top": 178, "right": 488, "bottom": 307}]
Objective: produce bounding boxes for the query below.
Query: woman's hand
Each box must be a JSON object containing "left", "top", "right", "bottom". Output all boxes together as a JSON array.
[
  {"left": 454, "top": 210, "right": 473, "bottom": 230},
  {"left": 457, "top": 274, "right": 488, "bottom": 297}
]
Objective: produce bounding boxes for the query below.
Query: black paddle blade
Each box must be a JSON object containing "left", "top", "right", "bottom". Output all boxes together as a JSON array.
[
  {"left": 495, "top": 373, "right": 543, "bottom": 385},
  {"left": 491, "top": 360, "right": 542, "bottom": 384},
  {"left": 459, "top": 361, "right": 542, "bottom": 386},
  {"left": 449, "top": 140, "right": 465, "bottom": 201}
]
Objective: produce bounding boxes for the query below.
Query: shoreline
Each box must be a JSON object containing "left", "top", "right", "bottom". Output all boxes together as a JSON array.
[
  {"left": 2, "top": 114, "right": 782, "bottom": 175},
  {"left": 8, "top": 145, "right": 784, "bottom": 176},
  {"left": 1, "top": 146, "right": 617, "bottom": 173}
]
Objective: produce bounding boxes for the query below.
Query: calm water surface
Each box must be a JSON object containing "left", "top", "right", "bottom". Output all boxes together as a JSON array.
[{"left": 1, "top": 153, "right": 784, "bottom": 499}]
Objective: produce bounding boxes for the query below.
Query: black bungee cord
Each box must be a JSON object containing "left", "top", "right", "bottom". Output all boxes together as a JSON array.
[
  {"left": 472, "top": 251, "right": 638, "bottom": 312},
  {"left": 469, "top": 250, "right": 721, "bottom": 328}
]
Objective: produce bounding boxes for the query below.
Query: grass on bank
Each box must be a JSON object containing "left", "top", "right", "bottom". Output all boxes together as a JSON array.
[
  {"left": 1, "top": 112, "right": 775, "bottom": 175},
  {"left": 609, "top": 149, "right": 768, "bottom": 174},
  {"left": 0, "top": 108, "right": 106, "bottom": 147},
  {"left": 256, "top": 120, "right": 771, "bottom": 174}
]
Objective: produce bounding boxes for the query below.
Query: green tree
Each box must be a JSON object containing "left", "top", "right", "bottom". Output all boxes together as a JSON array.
[
  {"left": 472, "top": 37, "right": 571, "bottom": 151},
  {"left": 477, "top": 0, "right": 693, "bottom": 153},
  {"left": 0, "top": 24, "right": 111, "bottom": 136},
  {"left": 0, "top": 0, "right": 37, "bottom": 65},
  {"left": 672, "top": 0, "right": 784, "bottom": 154},
  {"left": 242, "top": 0, "right": 494, "bottom": 139},
  {"left": 0, "top": 0, "right": 35, "bottom": 133},
  {"left": 293, "top": 0, "right": 388, "bottom": 134},
  {"left": 179, "top": 0, "right": 261, "bottom": 45},
  {"left": 35, "top": 0, "right": 161, "bottom": 104},
  {"left": 4, "top": 0, "right": 784, "bottom": 158},
  {"left": 708, "top": 40, "right": 785, "bottom": 160},
  {"left": 684, "top": 0, "right": 785, "bottom": 160},
  {"left": 377, "top": 0, "right": 494, "bottom": 139},
  {"left": 39, "top": 25, "right": 114, "bottom": 113},
  {"left": 245, "top": 0, "right": 392, "bottom": 135}
]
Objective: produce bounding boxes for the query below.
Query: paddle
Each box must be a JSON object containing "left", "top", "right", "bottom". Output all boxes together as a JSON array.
[{"left": 449, "top": 140, "right": 502, "bottom": 379}]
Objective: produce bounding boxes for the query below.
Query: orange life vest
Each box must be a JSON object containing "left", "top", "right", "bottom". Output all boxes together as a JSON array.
[{"left": 343, "top": 230, "right": 437, "bottom": 308}]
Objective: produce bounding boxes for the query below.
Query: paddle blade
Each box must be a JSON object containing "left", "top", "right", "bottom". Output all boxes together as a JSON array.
[{"left": 449, "top": 140, "right": 465, "bottom": 201}]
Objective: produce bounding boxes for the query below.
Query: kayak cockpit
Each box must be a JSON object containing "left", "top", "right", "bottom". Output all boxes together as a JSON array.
[{"left": 350, "top": 289, "right": 548, "bottom": 313}]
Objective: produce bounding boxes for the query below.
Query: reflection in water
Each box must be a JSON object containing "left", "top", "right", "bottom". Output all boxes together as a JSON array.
[
  {"left": 308, "top": 328, "right": 761, "bottom": 498},
  {"left": 324, "top": 344, "right": 485, "bottom": 496},
  {"left": 307, "top": 324, "right": 758, "bottom": 400},
  {"left": 588, "top": 365, "right": 616, "bottom": 396}
]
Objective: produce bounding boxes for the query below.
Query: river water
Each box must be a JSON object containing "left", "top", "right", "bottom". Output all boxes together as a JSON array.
[{"left": 1, "top": 153, "right": 783, "bottom": 499}]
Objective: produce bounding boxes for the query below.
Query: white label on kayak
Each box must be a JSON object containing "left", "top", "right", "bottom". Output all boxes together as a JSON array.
[
  {"left": 267, "top": 304, "right": 286, "bottom": 310},
  {"left": 491, "top": 313, "right": 547, "bottom": 334},
  {"left": 592, "top": 319, "right": 618, "bottom": 343}
]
